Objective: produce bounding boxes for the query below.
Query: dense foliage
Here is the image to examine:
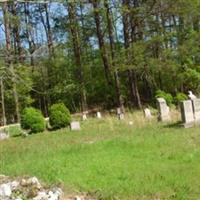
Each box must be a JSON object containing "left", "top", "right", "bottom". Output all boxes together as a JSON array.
[
  {"left": 0, "top": 0, "right": 199, "bottom": 125},
  {"left": 21, "top": 107, "right": 45, "bottom": 133},
  {"left": 49, "top": 103, "right": 71, "bottom": 129}
]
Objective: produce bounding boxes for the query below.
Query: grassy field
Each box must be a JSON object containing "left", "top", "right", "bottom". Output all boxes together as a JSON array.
[{"left": 1, "top": 112, "right": 200, "bottom": 199}]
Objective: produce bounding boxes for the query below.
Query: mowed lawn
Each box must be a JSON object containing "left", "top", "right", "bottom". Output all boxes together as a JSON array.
[{"left": 1, "top": 114, "right": 200, "bottom": 199}]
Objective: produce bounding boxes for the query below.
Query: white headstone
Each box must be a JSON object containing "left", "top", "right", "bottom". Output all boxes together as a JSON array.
[
  {"left": 70, "top": 121, "right": 81, "bottom": 131},
  {"left": 117, "top": 107, "right": 122, "bottom": 115},
  {"left": 192, "top": 99, "right": 200, "bottom": 124},
  {"left": 180, "top": 100, "right": 195, "bottom": 128},
  {"left": 82, "top": 114, "right": 87, "bottom": 121},
  {"left": 118, "top": 113, "right": 125, "bottom": 120},
  {"left": 144, "top": 108, "right": 152, "bottom": 119},
  {"left": 157, "top": 98, "right": 171, "bottom": 122},
  {"left": 97, "top": 112, "right": 102, "bottom": 119}
]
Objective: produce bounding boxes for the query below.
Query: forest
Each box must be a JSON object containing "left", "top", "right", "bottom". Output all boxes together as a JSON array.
[{"left": 0, "top": 0, "right": 200, "bottom": 125}]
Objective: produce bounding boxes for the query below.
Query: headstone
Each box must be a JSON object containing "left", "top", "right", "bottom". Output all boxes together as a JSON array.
[
  {"left": 144, "top": 108, "right": 152, "bottom": 119},
  {"left": 117, "top": 107, "right": 124, "bottom": 120},
  {"left": 192, "top": 99, "right": 200, "bottom": 124},
  {"left": 97, "top": 112, "right": 102, "bottom": 119},
  {"left": 180, "top": 100, "right": 195, "bottom": 128},
  {"left": 118, "top": 113, "right": 125, "bottom": 120},
  {"left": 157, "top": 98, "right": 171, "bottom": 122},
  {"left": 70, "top": 121, "right": 81, "bottom": 131},
  {"left": 117, "top": 107, "right": 121, "bottom": 115},
  {"left": 82, "top": 114, "right": 87, "bottom": 121}
]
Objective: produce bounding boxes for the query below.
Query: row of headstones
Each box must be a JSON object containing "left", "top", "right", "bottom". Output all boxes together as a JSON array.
[
  {"left": 70, "top": 109, "right": 125, "bottom": 131},
  {"left": 71, "top": 97, "right": 200, "bottom": 131},
  {"left": 157, "top": 97, "right": 200, "bottom": 128}
]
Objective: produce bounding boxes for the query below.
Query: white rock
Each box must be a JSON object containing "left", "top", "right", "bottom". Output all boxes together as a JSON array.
[
  {"left": 33, "top": 191, "right": 48, "bottom": 200},
  {"left": 52, "top": 188, "right": 63, "bottom": 197},
  {"left": 0, "top": 183, "right": 12, "bottom": 197},
  {"left": 10, "top": 181, "right": 20, "bottom": 190},
  {"left": 48, "top": 191, "right": 59, "bottom": 200},
  {"left": 74, "top": 196, "right": 82, "bottom": 200},
  {"left": 20, "top": 179, "right": 27, "bottom": 186},
  {"left": 0, "top": 132, "right": 9, "bottom": 140},
  {"left": 27, "top": 177, "right": 41, "bottom": 188},
  {"left": 15, "top": 197, "right": 23, "bottom": 200}
]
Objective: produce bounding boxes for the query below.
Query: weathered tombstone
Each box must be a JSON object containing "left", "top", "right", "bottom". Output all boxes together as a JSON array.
[
  {"left": 192, "top": 99, "right": 200, "bottom": 124},
  {"left": 180, "top": 100, "right": 195, "bottom": 128},
  {"left": 118, "top": 113, "right": 125, "bottom": 120},
  {"left": 82, "top": 114, "right": 87, "bottom": 121},
  {"left": 70, "top": 121, "right": 81, "bottom": 131},
  {"left": 97, "top": 112, "right": 102, "bottom": 119},
  {"left": 117, "top": 107, "right": 124, "bottom": 120},
  {"left": 157, "top": 98, "right": 171, "bottom": 122},
  {"left": 144, "top": 108, "right": 152, "bottom": 119}
]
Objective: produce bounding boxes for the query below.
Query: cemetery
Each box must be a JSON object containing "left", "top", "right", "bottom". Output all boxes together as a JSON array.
[
  {"left": 0, "top": 0, "right": 200, "bottom": 199},
  {"left": 1, "top": 96, "right": 200, "bottom": 199}
]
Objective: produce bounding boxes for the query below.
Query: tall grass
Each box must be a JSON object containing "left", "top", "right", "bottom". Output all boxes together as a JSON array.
[{"left": 1, "top": 113, "right": 200, "bottom": 199}]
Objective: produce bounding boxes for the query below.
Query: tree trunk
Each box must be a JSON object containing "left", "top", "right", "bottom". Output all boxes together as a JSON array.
[
  {"left": 122, "top": 0, "right": 142, "bottom": 109},
  {"left": 3, "top": 2, "right": 20, "bottom": 123},
  {"left": 67, "top": 2, "right": 87, "bottom": 112},
  {"left": 0, "top": 78, "right": 6, "bottom": 126},
  {"left": 92, "top": 0, "right": 113, "bottom": 86},
  {"left": 104, "top": 0, "right": 124, "bottom": 110}
]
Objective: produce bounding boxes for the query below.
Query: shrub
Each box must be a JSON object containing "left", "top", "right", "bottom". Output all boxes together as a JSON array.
[
  {"left": 49, "top": 103, "right": 71, "bottom": 129},
  {"left": 174, "top": 92, "right": 188, "bottom": 104},
  {"left": 155, "top": 90, "right": 173, "bottom": 106},
  {"left": 21, "top": 107, "right": 45, "bottom": 133}
]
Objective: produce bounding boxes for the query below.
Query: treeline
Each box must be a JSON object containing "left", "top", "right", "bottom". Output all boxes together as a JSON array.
[{"left": 0, "top": 0, "right": 200, "bottom": 125}]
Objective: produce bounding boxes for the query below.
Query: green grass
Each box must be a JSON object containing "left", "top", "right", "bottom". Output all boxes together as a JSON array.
[{"left": 1, "top": 113, "right": 200, "bottom": 199}]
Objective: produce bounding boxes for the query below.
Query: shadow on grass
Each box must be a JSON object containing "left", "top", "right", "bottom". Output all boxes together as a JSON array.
[{"left": 163, "top": 121, "right": 182, "bottom": 129}]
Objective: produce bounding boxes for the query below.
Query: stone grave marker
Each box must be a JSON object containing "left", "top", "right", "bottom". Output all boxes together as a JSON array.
[
  {"left": 82, "top": 114, "right": 87, "bottom": 121},
  {"left": 70, "top": 121, "right": 81, "bottom": 131},
  {"left": 117, "top": 107, "right": 124, "bottom": 120},
  {"left": 192, "top": 99, "right": 200, "bottom": 124},
  {"left": 180, "top": 100, "right": 195, "bottom": 128},
  {"left": 157, "top": 98, "right": 171, "bottom": 122},
  {"left": 144, "top": 108, "right": 152, "bottom": 119},
  {"left": 97, "top": 112, "right": 102, "bottom": 119}
]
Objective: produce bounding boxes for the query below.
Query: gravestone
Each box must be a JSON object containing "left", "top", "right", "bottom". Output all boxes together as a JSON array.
[
  {"left": 97, "top": 112, "right": 102, "bottom": 119},
  {"left": 192, "top": 99, "right": 200, "bottom": 124},
  {"left": 70, "top": 121, "right": 81, "bottom": 131},
  {"left": 117, "top": 107, "right": 124, "bottom": 120},
  {"left": 144, "top": 108, "right": 152, "bottom": 119},
  {"left": 82, "top": 114, "right": 87, "bottom": 121},
  {"left": 157, "top": 98, "right": 171, "bottom": 122},
  {"left": 118, "top": 113, "right": 125, "bottom": 120},
  {"left": 180, "top": 100, "right": 195, "bottom": 128}
]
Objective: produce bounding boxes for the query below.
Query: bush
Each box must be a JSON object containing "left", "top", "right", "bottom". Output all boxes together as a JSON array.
[
  {"left": 21, "top": 107, "right": 45, "bottom": 133},
  {"left": 174, "top": 92, "right": 188, "bottom": 104},
  {"left": 49, "top": 103, "right": 71, "bottom": 129},
  {"left": 155, "top": 90, "right": 173, "bottom": 106}
]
